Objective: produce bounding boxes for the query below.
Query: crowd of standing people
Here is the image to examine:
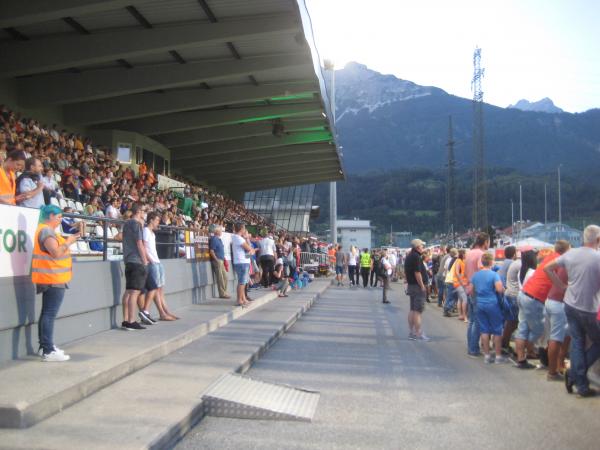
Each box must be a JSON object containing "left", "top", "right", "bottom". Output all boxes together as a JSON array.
[{"left": 405, "top": 227, "right": 600, "bottom": 398}]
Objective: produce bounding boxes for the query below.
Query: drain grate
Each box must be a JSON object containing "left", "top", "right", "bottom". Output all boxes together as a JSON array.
[{"left": 202, "top": 373, "right": 320, "bottom": 422}]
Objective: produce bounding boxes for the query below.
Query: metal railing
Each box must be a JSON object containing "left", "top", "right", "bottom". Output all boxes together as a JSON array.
[
  {"left": 62, "top": 212, "right": 203, "bottom": 261},
  {"left": 299, "top": 252, "right": 328, "bottom": 268}
]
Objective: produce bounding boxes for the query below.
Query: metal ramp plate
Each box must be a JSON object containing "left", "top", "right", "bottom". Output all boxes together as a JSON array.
[{"left": 202, "top": 373, "right": 320, "bottom": 422}]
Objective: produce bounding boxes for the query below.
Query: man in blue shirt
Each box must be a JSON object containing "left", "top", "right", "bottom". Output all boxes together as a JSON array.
[{"left": 209, "top": 225, "right": 230, "bottom": 299}]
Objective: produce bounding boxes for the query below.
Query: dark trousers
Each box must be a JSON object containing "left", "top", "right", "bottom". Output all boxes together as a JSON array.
[
  {"left": 565, "top": 304, "right": 600, "bottom": 393},
  {"left": 259, "top": 255, "right": 275, "bottom": 287},
  {"left": 38, "top": 287, "right": 66, "bottom": 354},
  {"left": 348, "top": 265, "right": 359, "bottom": 285},
  {"left": 370, "top": 269, "right": 378, "bottom": 287},
  {"left": 361, "top": 267, "right": 370, "bottom": 287}
]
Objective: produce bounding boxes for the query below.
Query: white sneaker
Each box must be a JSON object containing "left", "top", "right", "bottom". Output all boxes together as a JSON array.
[
  {"left": 42, "top": 350, "right": 70, "bottom": 362},
  {"left": 484, "top": 354, "right": 495, "bottom": 364},
  {"left": 495, "top": 355, "right": 509, "bottom": 364},
  {"left": 38, "top": 346, "right": 65, "bottom": 356}
]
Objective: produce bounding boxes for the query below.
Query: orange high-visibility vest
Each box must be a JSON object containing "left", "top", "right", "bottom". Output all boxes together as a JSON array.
[
  {"left": 0, "top": 166, "right": 16, "bottom": 205},
  {"left": 452, "top": 258, "right": 467, "bottom": 288},
  {"left": 31, "top": 224, "right": 73, "bottom": 284}
]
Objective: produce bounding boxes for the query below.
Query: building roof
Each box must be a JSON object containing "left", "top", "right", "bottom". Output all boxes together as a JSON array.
[
  {"left": 0, "top": 0, "right": 343, "bottom": 194},
  {"left": 337, "top": 219, "right": 371, "bottom": 229}
]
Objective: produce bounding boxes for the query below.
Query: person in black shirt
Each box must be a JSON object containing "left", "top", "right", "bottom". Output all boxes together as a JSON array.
[{"left": 404, "top": 239, "right": 430, "bottom": 341}]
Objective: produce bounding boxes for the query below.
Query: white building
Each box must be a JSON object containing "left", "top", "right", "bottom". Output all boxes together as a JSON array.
[{"left": 337, "top": 219, "right": 372, "bottom": 250}]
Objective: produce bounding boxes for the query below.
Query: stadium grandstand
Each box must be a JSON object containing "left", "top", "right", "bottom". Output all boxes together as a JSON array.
[{"left": 0, "top": 0, "right": 341, "bottom": 364}]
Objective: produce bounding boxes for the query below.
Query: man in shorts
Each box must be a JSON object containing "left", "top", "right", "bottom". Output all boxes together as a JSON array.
[
  {"left": 121, "top": 203, "right": 149, "bottom": 330},
  {"left": 335, "top": 244, "right": 347, "bottom": 286},
  {"left": 404, "top": 239, "right": 430, "bottom": 341}
]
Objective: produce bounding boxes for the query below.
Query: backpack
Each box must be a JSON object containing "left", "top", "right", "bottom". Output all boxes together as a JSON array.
[{"left": 377, "top": 258, "right": 388, "bottom": 278}]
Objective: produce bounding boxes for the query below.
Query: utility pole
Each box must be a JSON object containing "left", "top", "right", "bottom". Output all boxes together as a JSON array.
[
  {"left": 446, "top": 115, "right": 456, "bottom": 242},
  {"left": 519, "top": 183, "right": 523, "bottom": 241},
  {"left": 511, "top": 199, "right": 514, "bottom": 242},
  {"left": 324, "top": 59, "right": 337, "bottom": 245},
  {"left": 471, "top": 47, "right": 488, "bottom": 230},
  {"left": 544, "top": 183, "right": 547, "bottom": 224},
  {"left": 558, "top": 165, "right": 562, "bottom": 227}
]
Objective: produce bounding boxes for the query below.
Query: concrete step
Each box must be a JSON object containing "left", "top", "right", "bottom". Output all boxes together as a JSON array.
[
  {"left": 0, "top": 280, "right": 330, "bottom": 450},
  {"left": 0, "top": 288, "right": 283, "bottom": 428}
]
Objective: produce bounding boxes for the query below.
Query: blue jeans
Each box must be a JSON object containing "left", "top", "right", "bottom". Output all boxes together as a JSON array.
[
  {"left": 444, "top": 283, "right": 456, "bottom": 313},
  {"left": 38, "top": 287, "right": 66, "bottom": 354},
  {"left": 467, "top": 294, "right": 481, "bottom": 354},
  {"left": 437, "top": 277, "right": 445, "bottom": 306},
  {"left": 565, "top": 304, "right": 600, "bottom": 393}
]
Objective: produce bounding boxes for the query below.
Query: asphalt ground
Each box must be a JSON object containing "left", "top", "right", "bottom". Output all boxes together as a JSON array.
[{"left": 176, "top": 282, "right": 600, "bottom": 450}]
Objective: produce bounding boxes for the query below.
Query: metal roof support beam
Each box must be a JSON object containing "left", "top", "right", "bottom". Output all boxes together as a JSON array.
[
  {"left": 190, "top": 156, "right": 339, "bottom": 177},
  {"left": 18, "top": 54, "right": 311, "bottom": 106},
  {"left": 65, "top": 83, "right": 317, "bottom": 125},
  {"left": 103, "top": 102, "right": 323, "bottom": 136},
  {"left": 177, "top": 144, "right": 335, "bottom": 171},
  {"left": 221, "top": 172, "right": 343, "bottom": 192},
  {"left": 156, "top": 119, "right": 326, "bottom": 148},
  {"left": 0, "top": 15, "right": 299, "bottom": 77},
  {"left": 201, "top": 160, "right": 340, "bottom": 181},
  {"left": 171, "top": 130, "right": 332, "bottom": 161},
  {"left": 0, "top": 0, "right": 134, "bottom": 28}
]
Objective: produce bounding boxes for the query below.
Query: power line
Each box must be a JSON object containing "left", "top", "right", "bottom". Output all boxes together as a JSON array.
[{"left": 471, "top": 47, "right": 488, "bottom": 230}]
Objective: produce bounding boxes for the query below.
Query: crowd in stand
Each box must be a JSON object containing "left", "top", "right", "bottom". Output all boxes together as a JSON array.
[
  {"left": 0, "top": 105, "right": 326, "bottom": 360},
  {"left": 0, "top": 105, "right": 273, "bottom": 234}
]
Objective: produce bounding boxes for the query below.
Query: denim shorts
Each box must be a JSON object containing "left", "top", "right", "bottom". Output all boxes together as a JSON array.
[
  {"left": 477, "top": 301, "right": 504, "bottom": 335},
  {"left": 516, "top": 292, "right": 545, "bottom": 343},
  {"left": 504, "top": 295, "right": 519, "bottom": 322},
  {"left": 335, "top": 265, "right": 344, "bottom": 275},
  {"left": 545, "top": 299, "right": 568, "bottom": 342},
  {"left": 233, "top": 263, "right": 250, "bottom": 286},
  {"left": 146, "top": 262, "right": 165, "bottom": 290}
]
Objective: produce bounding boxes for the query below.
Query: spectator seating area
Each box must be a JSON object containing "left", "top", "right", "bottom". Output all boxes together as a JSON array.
[{"left": 1, "top": 104, "right": 277, "bottom": 256}]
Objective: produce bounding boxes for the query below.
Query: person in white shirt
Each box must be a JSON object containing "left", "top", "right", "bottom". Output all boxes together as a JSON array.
[
  {"left": 381, "top": 249, "right": 393, "bottom": 304},
  {"left": 138, "top": 212, "right": 178, "bottom": 323},
  {"left": 258, "top": 232, "right": 277, "bottom": 287},
  {"left": 232, "top": 222, "right": 255, "bottom": 307},
  {"left": 106, "top": 198, "right": 121, "bottom": 219},
  {"left": 388, "top": 251, "right": 398, "bottom": 281},
  {"left": 347, "top": 246, "right": 359, "bottom": 286}
]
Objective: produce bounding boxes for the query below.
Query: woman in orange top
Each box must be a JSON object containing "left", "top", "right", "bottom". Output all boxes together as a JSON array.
[
  {"left": 452, "top": 249, "right": 469, "bottom": 322},
  {"left": 32, "top": 205, "right": 80, "bottom": 362}
]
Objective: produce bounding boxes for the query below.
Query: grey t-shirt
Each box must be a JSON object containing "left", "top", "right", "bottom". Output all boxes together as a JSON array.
[
  {"left": 505, "top": 259, "right": 521, "bottom": 298},
  {"left": 556, "top": 247, "right": 600, "bottom": 313},
  {"left": 18, "top": 177, "right": 44, "bottom": 208},
  {"left": 122, "top": 219, "right": 143, "bottom": 264}
]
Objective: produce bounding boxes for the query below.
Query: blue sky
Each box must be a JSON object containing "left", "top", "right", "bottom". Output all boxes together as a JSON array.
[{"left": 306, "top": 0, "right": 600, "bottom": 113}]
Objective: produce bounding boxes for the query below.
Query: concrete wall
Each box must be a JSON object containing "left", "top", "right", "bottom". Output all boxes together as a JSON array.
[
  {"left": 0, "top": 259, "right": 235, "bottom": 363},
  {"left": 87, "top": 129, "right": 171, "bottom": 174},
  {"left": 0, "top": 78, "right": 86, "bottom": 135}
]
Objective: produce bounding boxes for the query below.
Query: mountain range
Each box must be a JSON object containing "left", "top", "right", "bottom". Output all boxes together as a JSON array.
[
  {"left": 330, "top": 62, "right": 600, "bottom": 174},
  {"left": 508, "top": 98, "right": 564, "bottom": 114}
]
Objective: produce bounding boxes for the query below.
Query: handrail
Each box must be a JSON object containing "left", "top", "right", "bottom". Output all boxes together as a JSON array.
[{"left": 62, "top": 211, "right": 204, "bottom": 261}]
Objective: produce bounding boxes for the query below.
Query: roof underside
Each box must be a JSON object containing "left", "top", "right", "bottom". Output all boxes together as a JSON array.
[{"left": 0, "top": 0, "right": 343, "bottom": 192}]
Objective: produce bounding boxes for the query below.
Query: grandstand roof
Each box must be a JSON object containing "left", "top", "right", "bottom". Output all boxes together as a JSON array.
[{"left": 0, "top": 0, "right": 343, "bottom": 193}]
